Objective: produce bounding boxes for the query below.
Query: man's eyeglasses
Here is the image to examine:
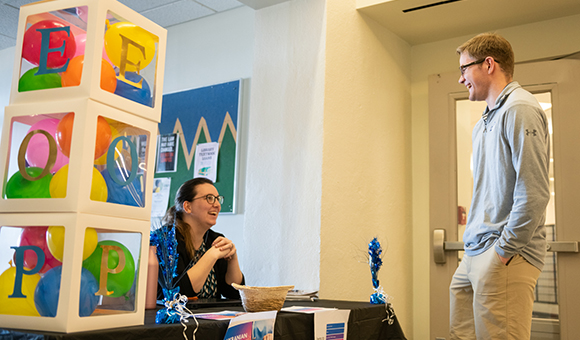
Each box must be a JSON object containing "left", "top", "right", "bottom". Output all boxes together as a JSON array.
[
  {"left": 459, "top": 58, "right": 486, "bottom": 76},
  {"left": 192, "top": 194, "right": 224, "bottom": 205}
]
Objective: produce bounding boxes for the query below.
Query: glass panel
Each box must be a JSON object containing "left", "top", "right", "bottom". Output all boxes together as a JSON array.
[
  {"left": 95, "top": 118, "right": 149, "bottom": 207},
  {"left": 3, "top": 112, "right": 72, "bottom": 199},
  {"left": 455, "top": 92, "right": 557, "bottom": 321},
  {"left": 20, "top": 7, "right": 87, "bottom": 92},
  {"left": 0, "top": 225, "right": 141, "bottom": 317},
  {"left": 104, "top": 10, "right": 159, "bottom": 107}
]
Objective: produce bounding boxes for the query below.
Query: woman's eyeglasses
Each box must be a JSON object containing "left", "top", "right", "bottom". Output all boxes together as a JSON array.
[{"left": 192, "top": 194, "right": 224, "bottom": 205}]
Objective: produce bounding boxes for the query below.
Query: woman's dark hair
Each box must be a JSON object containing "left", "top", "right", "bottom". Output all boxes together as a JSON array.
[{"left": 162, "top": 177, "right": 214, "bottom": 257}]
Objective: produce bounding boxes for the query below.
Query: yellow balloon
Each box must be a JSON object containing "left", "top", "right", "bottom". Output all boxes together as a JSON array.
[
  {"left": 90, "top": 167, "right": 108, "bottom": 202},
  {"left": 47, "top": 226, "right": 65, "bottom": 261},
  {"left": 94, "top": 124, "right": 121, "bottom": 166},
  {"left": 50, "top": 165, "right": 108, "bottom": 202},
  {"left": 104, "top": 22, "right": 157, "bottom": 72},
  {"left": 84, "top": 228, "right": 99, "bottom": 259},
  {"left": 49, "top": 164, "right": 69, "bottom": 198},
  {"left": 0, "top": 266, "right": 41, "bottom": 316},
  {"left": 47, "top": 226, "right": 99, "bottom": 262}
]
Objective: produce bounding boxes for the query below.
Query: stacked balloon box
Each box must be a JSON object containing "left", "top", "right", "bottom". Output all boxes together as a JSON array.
[
  {"left": 0, "top": 0, "right": 166, "bottom": 333},
  {"left": 0, "top": 100, "right": 157, "bottom": 220},
  {"left": 9, "top": 0, "right": 166, "bottom": 122}
]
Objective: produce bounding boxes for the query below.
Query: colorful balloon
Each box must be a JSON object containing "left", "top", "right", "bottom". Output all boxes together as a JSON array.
[
  {"left": 114, "top": 72, "right": 152, "bottom": 106},
  {"left": 22, "top": 20, "right": 76, "bottom": 68},
  {"left": 55, "top": 112, "right": 74, "bottom": 157},
  {"left": 34, "top": 266, "right": 99, "bottom": 317},
  {"left": 73, "top": 33, "right": 86, "bottom": 59},
  {"left": 102, "top": 168, "right": 144, "bottom": 207},
  {"left": 19, "top": 227, "right": 62, "bottom": 274},
  {"left": 94, "top": 123, "right": 121, "bottom": 166},
  {"left": 73, "top": 33, "right": 114, "bottom": 66},
  {"left": 18, "top": 67, "right": 62, "bottom": 92},
  {"left": 82, "top": 240, "right": 135, "bottom": 298},
  {"left": 104, "top": 22, "right": 156, "bottom": 72},
  {"left": 94, "top": 116, "right": 113, "bottom": 159},
  {"left": 46, "top": 226, "right": 98, "bottom": 262},
  {"left": 25, "top": 118, "right": 69, "bottom": 173},
  {"left": 49, "top": 165, "right": 108, "bottom": 202},
  {"left": 6, "top": 167, "right": 52, "bottom": 198},
  {"left": 55, "top": 113, "right": 111, "bottom": 159},
  {"left": 60, "top": 55, "right": 117, "bottom": 93},
  {"left": 0, "top": 266, "right": 41, "bottom": 316}
]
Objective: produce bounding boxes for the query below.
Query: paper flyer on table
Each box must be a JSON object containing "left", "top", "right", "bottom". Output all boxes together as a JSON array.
[
  {"left": 223, "top": 311, "right": 277, "bottom": 340},
  {"left": 194, "top": 142, "right": 219, "bottom": 182},
  {"left": 282, "top": 307, "right": 350, "bottom": 340},
  {"left": 194, "top": 310, "right": 240, "bottom": 320},
  {"left": 314, "top": 309, "right": 350, "bottom": 340}
]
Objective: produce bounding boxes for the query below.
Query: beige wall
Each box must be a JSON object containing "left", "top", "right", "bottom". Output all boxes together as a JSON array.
[
  {"left": 411, "top": 13, "right": 580, "bottom": 339},
  {"left": 322, "top": 0, "right": 413, "bottom": 335}
]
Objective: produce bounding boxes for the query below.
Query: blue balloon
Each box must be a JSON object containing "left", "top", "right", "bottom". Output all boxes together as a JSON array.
[
  {"left": 114, "top": 72, "right": 152, "bottom": 106},
  {"left": 34, "top": 266, "right": 99, "bottom": 317},
  {"left": 101, "top": 168, "right": 144, "bottom": 207}
]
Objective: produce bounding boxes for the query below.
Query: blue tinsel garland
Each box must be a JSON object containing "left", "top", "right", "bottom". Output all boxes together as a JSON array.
[
  {"left": 150, "top": 223, "right": 185, "bottom": 324},
  {"left": 368, "top": 237, "right": 395, "bottom": 324}
]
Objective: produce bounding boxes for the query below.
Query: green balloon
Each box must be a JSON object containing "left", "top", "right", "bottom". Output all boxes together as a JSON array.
[
  {"left": 6, "top": 167, "right": 52, "bottom": 198},
  {"left": 82, "top": 240, "right": 136, "bottom": 298},
  {"left": 18, "top": 67, "right": 62, "bottom": 92}
]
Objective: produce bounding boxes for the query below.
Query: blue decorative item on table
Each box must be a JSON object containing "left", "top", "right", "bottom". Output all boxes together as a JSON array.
[
  {"left": 368, "top": 237, "right": 395, "bottom": 324},
  {"left": 150, "top": 220, "right": 198, "bottom": 339}
]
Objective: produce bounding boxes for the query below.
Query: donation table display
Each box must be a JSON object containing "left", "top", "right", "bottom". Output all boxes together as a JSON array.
[{"left": 0, "top": 300, "right": 407, "bottom": 340}]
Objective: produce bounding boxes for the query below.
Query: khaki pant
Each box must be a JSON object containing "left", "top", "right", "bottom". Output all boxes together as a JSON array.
[{"left": 449, "top": 245, "right": 541, "bottom": 340}]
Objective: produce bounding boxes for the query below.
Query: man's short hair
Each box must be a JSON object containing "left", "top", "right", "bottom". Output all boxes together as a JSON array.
[{"left": 457, "top": 33, "right": 515, "bottom": 78}]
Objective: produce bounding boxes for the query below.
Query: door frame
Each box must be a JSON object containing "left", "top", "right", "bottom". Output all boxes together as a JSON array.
[{"left": 428, "top": 59, "right": 580, "bottom": 340}]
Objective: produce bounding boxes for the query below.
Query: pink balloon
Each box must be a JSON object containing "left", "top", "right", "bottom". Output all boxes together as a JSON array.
[
  {"left": 73, "top": 33, "right": 86, "bottom": 59},
  {"left": 26, "top": 118, "right": 69, "bottom": 173},
  {"left": 76, "top": 6, "right": 88, "bottom": 23},
  {"left": 18, "top": 227, "right": 62, "bottom": 274},
  {"left": 73, "top": 33, "right": 113, "bottom": 66}
]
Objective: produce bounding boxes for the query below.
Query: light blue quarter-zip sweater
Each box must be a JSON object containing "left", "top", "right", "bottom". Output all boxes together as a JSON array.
[{"left": 463, "top": 81, "right": 551, "bottom": 271}]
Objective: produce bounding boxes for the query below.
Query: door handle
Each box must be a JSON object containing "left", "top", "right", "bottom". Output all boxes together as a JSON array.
[
  {"left": 433, "top": 229, "right": 458, "bottom": 264},
  {"left": 433, "top": 229, "right": 579, "bottom": 264},
  {"left": 546, "top": 241, "right": 579, "bottom": 253}
]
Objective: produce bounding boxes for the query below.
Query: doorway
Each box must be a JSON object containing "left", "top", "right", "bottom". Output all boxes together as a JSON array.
[{"left": 428, "top": 58, "right": 580, "bottom": 340}]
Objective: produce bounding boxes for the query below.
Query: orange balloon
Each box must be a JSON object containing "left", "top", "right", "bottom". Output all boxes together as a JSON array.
[
  {"left": 94, "top": 116, "right": 112, "bottom": 160},
  {"left": 56, "top": 113, "right": 112, "bottom": 160},
  {"left": 61, "top": 56, "right": 117, "bottom": 93},
  {"left": 56, "top": 112, "right": 74, "bottom": 157}
]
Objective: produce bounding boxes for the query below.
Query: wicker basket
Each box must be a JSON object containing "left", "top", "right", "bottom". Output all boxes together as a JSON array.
[{"left": 232, "top": 283, "right": 294, "bottom": 312}]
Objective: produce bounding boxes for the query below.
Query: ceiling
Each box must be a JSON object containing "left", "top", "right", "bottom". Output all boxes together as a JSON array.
[
  {"left": 358, "top": 0, "right": 580, "bottom": 45},
  {"left": 2, "top": 0, "right": 580, "bottom": 51},
  {"left": 0, "top": 0, "right": 288, "bottom": 51}
]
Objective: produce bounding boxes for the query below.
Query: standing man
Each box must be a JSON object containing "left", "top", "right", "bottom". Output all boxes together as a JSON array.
[{"left": 450, "top": 33, "right": 551, "bottom": 339}]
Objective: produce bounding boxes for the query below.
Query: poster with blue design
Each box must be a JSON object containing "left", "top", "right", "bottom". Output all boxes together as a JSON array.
[{"left": 157, "top": 80, "right": 241, "bottom": 213}]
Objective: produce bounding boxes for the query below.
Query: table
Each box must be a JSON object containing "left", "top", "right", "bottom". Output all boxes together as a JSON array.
[{"left": 0, "top": 300, "right": 407, "bottom": 340}]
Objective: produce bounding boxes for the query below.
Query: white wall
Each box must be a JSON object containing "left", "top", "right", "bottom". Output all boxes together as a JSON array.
[
  {"left": 163, "top": 6, "right": 255, "bottom": 272},
  {"left": 0, "top": 47, "right": 15, "bottom": 136},
  {"left": 242, "top": 0, "right": 325, "bottom": 291}
]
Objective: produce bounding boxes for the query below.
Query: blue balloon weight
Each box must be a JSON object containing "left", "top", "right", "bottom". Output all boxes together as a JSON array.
[
  {"left": 34, "top": 266, "right": 99, "bottom": 317},
  {"left": 101, "top": 168, "right": 144, "bottom": 207},
  {"left": 115, "top": 72, "right": 152, "bottom": 106}
]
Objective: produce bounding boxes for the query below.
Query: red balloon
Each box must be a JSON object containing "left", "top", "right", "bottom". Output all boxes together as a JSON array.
[
  {"left": 22, "top": 20, "right": 76, "bottom": 68},
  {"left": 18, "top": 227, "right": 62, "bottom": 274},
  {"left": 56, "top": 113, "right": 112, "bottom": 159}
]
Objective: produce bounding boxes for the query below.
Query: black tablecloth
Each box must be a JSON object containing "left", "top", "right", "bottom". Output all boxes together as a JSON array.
[{"left": 0, "top": 300, "right": 406, "bottom": 340}]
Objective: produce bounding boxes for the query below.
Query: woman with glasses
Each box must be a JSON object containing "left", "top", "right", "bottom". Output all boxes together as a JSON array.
[{"left": 159, "top": 177, "right": 244, "bottom": 299}]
